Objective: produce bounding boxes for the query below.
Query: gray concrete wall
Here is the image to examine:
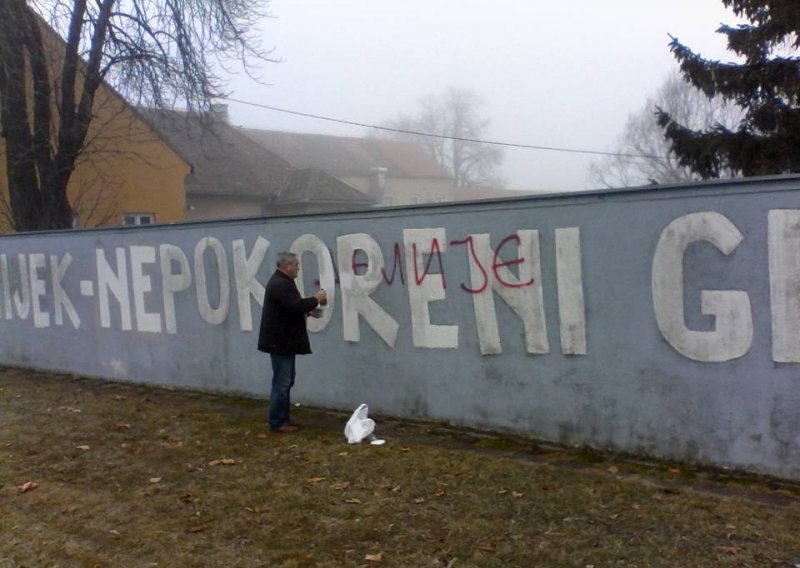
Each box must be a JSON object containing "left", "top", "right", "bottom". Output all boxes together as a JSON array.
[{"left": 1, "top": 175, "right": 799, "bottom": 479}]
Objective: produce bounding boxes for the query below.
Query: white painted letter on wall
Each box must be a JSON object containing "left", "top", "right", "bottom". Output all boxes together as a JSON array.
[
  {"left": 12, "top": 255, "right": 31, "bottom": 320},
  {"left": 29, "top": 253, "right": 50, "bottom": 329},
  {"left": 130, "top": 246, "right": 162, "bottom": 333},
  {"left": 50, "top": 253, "right": 80, "bottom": 329},
  {"left": 459, "top": 231, "right": 548, "bottom": 355},
  {"left": 0, "top": 255, "right": 11, "bottom": 320},
  {"left": 194, "top": 238, "right": 230, "bottom": 326},
  {"left": 233, "top": 237, "right": 269, "bottom": 332},
  {"left": 97, "top": 248, "right": 132, "bottom": 330},
  {"left": 160, "top": 244, "right": 192, "bottom": 334},
  {"left": 404, "top": 228, "right": 458, "bottom": 349},
  {"left": 556, "top": 228, "right": 587, "bottom": 355},
  {"left": 291, "top": 234, "right": 334, "bottom": 334},
  {"left": 337, "top": 233, "right": 399, "bottom": 347},
  {"left": 652, "top": 212, "right": 752, "bottom": 362},
  {"left": 768, "top": 209, "right": 800, "bottom": 362}
]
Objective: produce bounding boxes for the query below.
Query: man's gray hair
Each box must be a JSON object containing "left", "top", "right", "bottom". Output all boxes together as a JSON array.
[{"left": 276, "top": 251, "right": 298, "bottom": 269}]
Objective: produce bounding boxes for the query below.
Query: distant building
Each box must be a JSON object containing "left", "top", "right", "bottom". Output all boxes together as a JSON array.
[
  {"left": 139, "top": 107, "right": 374, "bottom": 219},
  {"left": 239, "top": 129, "right": 453, "bottom": 206}
]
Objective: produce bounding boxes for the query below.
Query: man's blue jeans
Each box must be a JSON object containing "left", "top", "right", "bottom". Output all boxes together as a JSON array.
[{"left": 269, "top": 354, "right": 296, "bottom": 429}]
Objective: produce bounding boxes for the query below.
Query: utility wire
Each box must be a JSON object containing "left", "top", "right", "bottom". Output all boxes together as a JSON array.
[{"left": 221, "top": 96, "right": 666, "bottom": 161}]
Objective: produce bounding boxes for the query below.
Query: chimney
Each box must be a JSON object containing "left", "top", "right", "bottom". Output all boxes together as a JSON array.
[
  {"left": 368, "top": 167, "right": 387, "bottom": 202},
  {"left": 209, "top": 103, "right": 229, "bottom": 123}
]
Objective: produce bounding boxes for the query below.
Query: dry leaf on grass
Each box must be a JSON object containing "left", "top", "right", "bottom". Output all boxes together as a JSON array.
[
  {"left": 17, "top": 481, "right": 38, "bottom": 494},
  {"left": 149, "top": 477, "right": 162, "bottom": 484},
  {"left": 332, "top": 482, "right": 351, "bottom": 490},
  {"left": 188, "top": 524, "right": 209, "bottom": 533},
  {"left": 307, "top": 476, "right": 327, "bottom": 483},
  {"left": 344, "top": 498, "right": 363, "bottom": 504},
  {"left": 208, "top": 458, "right": 240, "bottom": 466},
  {"left": 719, "top": 546, "right": 742, "bottom": 555},
  {"left": 76, "top": 445, "right": 91, "bottom": 451},
  {"left": 480, "top": 543, "right": 497, "bottom": 553},
  {"left": 365, "top": 552, "right": 383, "bottom": 562}
]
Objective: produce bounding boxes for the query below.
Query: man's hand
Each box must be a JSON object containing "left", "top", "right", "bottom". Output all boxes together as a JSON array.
[{"left": 314, "top": 289, "right": 328, "bottom": 306}]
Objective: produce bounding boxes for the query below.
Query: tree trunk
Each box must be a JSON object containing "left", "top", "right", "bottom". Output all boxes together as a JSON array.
[{"left": 0, "top": 0, "right": 42, "bottom": 231}]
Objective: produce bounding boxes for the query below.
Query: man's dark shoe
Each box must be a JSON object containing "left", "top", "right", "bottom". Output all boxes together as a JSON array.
[{"left": 272, "top": 424, "right": 299, "bottom": 433}]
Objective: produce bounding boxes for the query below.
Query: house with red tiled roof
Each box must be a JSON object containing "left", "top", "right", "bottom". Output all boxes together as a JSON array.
[
  {"left": 140, "top": 107, "right": 374, "bottom": 219},
  {"left": 240, "top": 129, "right": 453, "bottom": 206}
]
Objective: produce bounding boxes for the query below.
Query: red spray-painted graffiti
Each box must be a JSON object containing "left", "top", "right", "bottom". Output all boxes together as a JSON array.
[{"left": 321, "top": 233, "right": 536, "bottom": 293}]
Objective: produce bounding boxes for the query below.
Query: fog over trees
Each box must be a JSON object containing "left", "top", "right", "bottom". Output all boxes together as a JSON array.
[
  {"left": 589, "top": 73, "right": 741, "bottom": 188},
  {"left": 379, "top": 86, "right": 505, "bottom": 190}
]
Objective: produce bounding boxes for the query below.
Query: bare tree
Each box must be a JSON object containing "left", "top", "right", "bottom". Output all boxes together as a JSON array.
[
  {"left": 380, "top": 86, "right": 505, "bottom": 189},
  {"left": 0, "top": 0, "right": 272, "bottom": 231},
  {"left": 589, "top": 73, "right": 742, "bottom": 188}
]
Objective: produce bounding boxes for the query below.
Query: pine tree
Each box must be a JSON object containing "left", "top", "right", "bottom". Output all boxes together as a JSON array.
[{"left": 656, "top": 1, "right": 800, "bottom": 178}]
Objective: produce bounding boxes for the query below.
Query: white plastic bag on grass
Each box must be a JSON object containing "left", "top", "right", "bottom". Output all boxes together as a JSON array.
[{"left": 344, "top": 403, "right": 375, "bottom": 444}]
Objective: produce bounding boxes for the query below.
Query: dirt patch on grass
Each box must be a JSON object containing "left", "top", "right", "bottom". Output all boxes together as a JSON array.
[{"left": 1, "top": 367, "right": 799, "bottom": 567}]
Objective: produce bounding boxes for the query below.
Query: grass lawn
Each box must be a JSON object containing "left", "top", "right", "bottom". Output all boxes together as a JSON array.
[{"left": 1, "top": 367, "right": 799, "bottom": 567}]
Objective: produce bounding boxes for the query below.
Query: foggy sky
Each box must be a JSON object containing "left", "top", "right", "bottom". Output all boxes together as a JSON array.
[{"left": 225, "top": 1, "right": 741, "bottom": 192}]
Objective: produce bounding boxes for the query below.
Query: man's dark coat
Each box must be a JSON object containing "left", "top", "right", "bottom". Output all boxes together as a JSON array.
[{"left": 258, "top": 270, "right": 319, "bottom": 355}]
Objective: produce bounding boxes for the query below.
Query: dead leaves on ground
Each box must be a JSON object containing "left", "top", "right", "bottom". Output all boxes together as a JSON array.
[
  {"left": 719, "top": 545, "right": 743, "bottom": 555},
  {"left": 497, "top": 489, "right": 525, "bottom": 498},
  {"left": 305, "top": 477, "right": 354, "bottom": 491},
  {"left": 208, "top": 458, "right": 241, "bottom": 467},
  {"left": 17, "top": 481, "right": 38, "bottom": 494}
]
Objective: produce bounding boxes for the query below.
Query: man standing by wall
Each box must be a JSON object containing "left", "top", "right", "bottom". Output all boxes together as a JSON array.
[{"left": 258, "top": 252, "right": 327, "bottom": 433}]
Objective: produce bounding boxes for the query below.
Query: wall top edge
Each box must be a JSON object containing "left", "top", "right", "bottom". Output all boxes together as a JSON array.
[{"left": 2, "top": 174, "right": 799, "bottom": 240}]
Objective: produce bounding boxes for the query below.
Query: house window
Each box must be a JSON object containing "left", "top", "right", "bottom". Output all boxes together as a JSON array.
[{"left": 122, "top": 213, "right": 155, "bottom": 226}]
